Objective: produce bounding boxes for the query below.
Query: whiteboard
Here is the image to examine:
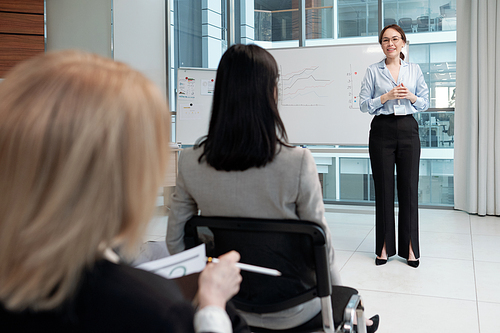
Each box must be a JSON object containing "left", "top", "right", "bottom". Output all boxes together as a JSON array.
[
  {"left": 175, "top": 43, "right": 401, "bottom": 146},
  {"left": 269, "top": 43, "right": 386, "bottom": 145},
  {"left": 175, "top": 68, "right": 217, "bottom": 145}
]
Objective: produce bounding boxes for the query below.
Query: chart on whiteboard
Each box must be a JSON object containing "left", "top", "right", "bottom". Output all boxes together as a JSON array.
[
  {"left": 278, "top": 65, "right": 334, "bottom": 107},
  {"left": 264, "top": 43, "right": 385, "bottom": 144},
  {"left": 347, "top": 64, "right": 364, "bottom": 109}
]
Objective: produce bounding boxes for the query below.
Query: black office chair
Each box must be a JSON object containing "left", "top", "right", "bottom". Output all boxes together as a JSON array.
[
  {"left": 383, "top": 18, "right": 397, "bottom": 27},
  {"left": 184, "top": 216, "right": 366, "bottom": 333},
  {"left": 435, "top": 16, "right": 443, "bottom": 31},
  {"left": 440, "top": 124, "right": 454, "bottom": 146},
  {"left": 416, "top": 15, "right": 429, "bottom": 32},
  {"left": 398, "top": 18, "right": 413, "bottom": 33}
]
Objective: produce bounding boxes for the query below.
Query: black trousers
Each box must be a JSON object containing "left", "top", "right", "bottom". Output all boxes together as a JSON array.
[{"left": 369, "top": 114, "right": 420, "bottom": 259}]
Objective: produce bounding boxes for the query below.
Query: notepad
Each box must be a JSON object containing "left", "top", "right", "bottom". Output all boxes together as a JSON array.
[{"left": 136, "top": 244, "right": 207, "bottom": 279}]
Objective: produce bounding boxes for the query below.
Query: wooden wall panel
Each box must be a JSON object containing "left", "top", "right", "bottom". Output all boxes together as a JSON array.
[
  {"left": 0, "top": 0, "right": 44, "bottom": 14},
  {"left": 0, "top": 12, "right": 44, "bottom": 35},
  {"left": 0, "top": 35, "right": 44, "bottom": 77},
  {"left": 0, "top": 0, "right": 44, "bottom": 78}
]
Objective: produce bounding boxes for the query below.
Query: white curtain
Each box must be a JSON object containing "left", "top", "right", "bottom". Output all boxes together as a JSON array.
[{"left": 454, "top": 0, "right": 500, "bottom": 215}]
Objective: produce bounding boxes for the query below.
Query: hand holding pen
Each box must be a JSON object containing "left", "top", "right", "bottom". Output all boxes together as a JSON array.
[
  {"left": 207, "top": 256, "right": 282, "bottom": 276},
  {"left": 197, "top": 251, "right": 242, "bottom": 309}
]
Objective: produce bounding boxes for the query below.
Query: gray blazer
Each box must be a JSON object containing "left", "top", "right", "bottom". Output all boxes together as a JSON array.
[{"left": 166, "top": 145, "right": 342, "bottom": 329}]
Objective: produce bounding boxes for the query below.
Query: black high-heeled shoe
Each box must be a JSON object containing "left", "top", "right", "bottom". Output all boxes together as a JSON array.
[
  {"left": 353, "top": 314, "right": 380, "bottom": 333},
  {"left": 375, "top": 257, "right": 387, "bottom": 266},
  {"left": 407, "top": 259, "right": 419, "bottom": 268},
  {"left": 367, "top": 315, "right": 380, "bottom": 333}
]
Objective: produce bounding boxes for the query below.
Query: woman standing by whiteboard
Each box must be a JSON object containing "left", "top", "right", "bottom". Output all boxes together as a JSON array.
[{"left": 359, "top": 24, "right": 429, "bottom": 268}]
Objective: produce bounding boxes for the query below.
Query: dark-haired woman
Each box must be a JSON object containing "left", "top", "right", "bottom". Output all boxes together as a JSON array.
[
  {"left": 167, "top": 44, "right": 378, "bottom": 332},
  {"left": 360, "top": 24, "right": 429, "bottom": 268}
]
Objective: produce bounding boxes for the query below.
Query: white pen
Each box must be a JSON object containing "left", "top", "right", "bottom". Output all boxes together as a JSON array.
[{"left": 207, "top": 257, "right": 282, "bottom": 277}]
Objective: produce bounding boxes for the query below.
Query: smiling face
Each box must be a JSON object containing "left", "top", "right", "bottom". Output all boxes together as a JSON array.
[{"left": 381, "top": 28, "right": 405, "bottom": 60}]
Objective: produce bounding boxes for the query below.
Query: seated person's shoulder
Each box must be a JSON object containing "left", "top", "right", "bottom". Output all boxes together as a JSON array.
[
  {"left": 179, "top": 147, "right": 204, "bottom": 165},
  {"left": 276, "top": 145, "right": 312, "bottom": 163}
]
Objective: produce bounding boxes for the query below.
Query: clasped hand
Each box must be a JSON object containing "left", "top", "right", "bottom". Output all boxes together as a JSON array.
[{"left": 382, "top": 83, "right": 417, "bottom": 104}]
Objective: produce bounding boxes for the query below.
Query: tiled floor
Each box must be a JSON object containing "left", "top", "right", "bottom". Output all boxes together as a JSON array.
[
  {"left": 145, "top": 204, "right": 500, "bottom": 333},
  {"left": 325, "top": 205, "right": 500, "bottom": 333}
]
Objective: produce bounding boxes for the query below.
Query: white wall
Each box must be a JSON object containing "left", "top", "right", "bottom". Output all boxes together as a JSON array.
[
  {"left": 46, "top": 0, "right": 112, "bottom": 57},
  {"left": 46, "top": 0, "right": 167, "bottom": 97},
  {"left": 113, "top": 0, "right": 167, "bottom": 97}
]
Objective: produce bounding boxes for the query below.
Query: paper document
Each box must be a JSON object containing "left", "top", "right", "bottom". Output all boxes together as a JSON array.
[{"left": 137, "top": 244, "right": 206, "bottom": 279}]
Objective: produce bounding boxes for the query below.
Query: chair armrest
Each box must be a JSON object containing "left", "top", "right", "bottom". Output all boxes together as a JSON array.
[
  {"left": 320, "top": 296, "right": 335, "bottom": 333},
  {"left": 341, "top": 294, "right": 366, "bottom": 333}
]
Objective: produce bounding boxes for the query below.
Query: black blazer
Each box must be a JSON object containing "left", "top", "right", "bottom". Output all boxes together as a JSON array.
[{"left": 1, "top": 260, "right": 198, "bottom": 332}]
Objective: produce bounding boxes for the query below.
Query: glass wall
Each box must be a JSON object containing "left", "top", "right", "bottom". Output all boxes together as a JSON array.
[
  {"left": 338, "top": 0, "right": 379, "bottom": 38},
  {"left": 254, "top": 1, "right": 297, "bottom": 41},
  {"left": 412, "top": 42, "right": 456, "bottom": 109},
  {"left": 384, "top": 0, "right": 457, "bottom": 34},
  {"left": 417, "top": 111, "right": 455, "bottom": 148},
  {"left": 172, "top": 0, "right": 457, "bottom": 206},
  {"left": 173, "top": 0, "right": 226, "bottom": 69},
  {"left": 305, "top": 0, "right": 335, "bottom": 39},
  {"left": 412, "top": 42, "right": 456, "bottom": 148},
  {"left": 318, "top": 155, "right": 454, "bottom": 205},
  {"left": 251, "top": 0, "right": 456, "bottom": 41},
  {"left": 253, "top": 0, "right": 336, "bottom": 41},
  {"left": 171, "top": 0, "right": 227, "bottom": 139}
]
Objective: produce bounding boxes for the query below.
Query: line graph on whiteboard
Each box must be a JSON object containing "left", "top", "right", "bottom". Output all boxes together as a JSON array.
[
  {"left": 347, "top": 64, "right": 363, "bottom": 109},
  {"left": 278, "top": 66, "right": 334, "bottom": 107}
]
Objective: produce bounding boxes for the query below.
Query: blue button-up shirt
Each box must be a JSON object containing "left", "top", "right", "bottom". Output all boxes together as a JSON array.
[{"left": 359, "top": 59, "right": 429, "bottom": 116}]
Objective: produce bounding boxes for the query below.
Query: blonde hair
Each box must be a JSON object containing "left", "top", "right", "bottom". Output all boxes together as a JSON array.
[{"left": 0, "top": 51, "right": 170, "bottom": 311}]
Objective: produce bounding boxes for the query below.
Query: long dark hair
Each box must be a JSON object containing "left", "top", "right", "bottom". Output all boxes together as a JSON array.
[
  {"left": 379, "top": 24, "right": 406, "bottom": 61},
  {"left": 196, "top": 44, "right": 289, "bottom": 171}
]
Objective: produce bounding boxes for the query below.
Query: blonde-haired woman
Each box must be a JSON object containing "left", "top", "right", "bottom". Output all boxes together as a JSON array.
[{"left": 0, "top": 50, "right": 244, "bottom": 332}]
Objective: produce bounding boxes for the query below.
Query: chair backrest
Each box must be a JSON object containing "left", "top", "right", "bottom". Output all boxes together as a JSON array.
[
  {"left": 184, "top": 216, "right": 332, "bottom": 314},
  {"left": 417, "top": 15, "right": 429, "bottom": 30},
  {"left": 384, "top": 18, "right": 397, "bottom": 27},
  {"left": 398, "top": 17, "right": 413, "bottom": 33}
]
